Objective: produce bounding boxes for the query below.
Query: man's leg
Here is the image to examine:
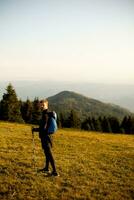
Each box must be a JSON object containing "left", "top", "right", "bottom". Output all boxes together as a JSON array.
[
  {"left": 42, "top": 136, "right": 59, "bottom": 176},
  {"left": 40, "top": 138, "right": 50, "bottom": 172},
  {"left": 44, "top": 144, "right": 56, "bottom": 172},
  {"left": 43, "top": 148, "right": 50, "bottom": 171}
]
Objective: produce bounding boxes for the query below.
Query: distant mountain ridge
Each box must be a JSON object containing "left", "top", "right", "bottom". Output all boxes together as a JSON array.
[
  {"left": 0, "top": 80, "right": 134, "bottom": 111},
  {"left": 48, "top": 91, "right": 133, "bottom": 120}
]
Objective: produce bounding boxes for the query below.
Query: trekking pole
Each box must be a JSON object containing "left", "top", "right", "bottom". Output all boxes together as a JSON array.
[{"left": 31, "top": 127, "right": 37, "bottom": 173}]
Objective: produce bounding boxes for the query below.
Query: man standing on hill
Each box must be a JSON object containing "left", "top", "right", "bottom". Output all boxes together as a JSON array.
[{"left": 32, "top": 99, "right": 59, "bottom": 176}]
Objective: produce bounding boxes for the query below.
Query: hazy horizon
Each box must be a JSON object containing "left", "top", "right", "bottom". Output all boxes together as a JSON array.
[
  {"left": 0, "top": 0, "right": 134, "bottom": 84},
  {"left": 0, "top": 80, "right": 134, "bottom": 112}
]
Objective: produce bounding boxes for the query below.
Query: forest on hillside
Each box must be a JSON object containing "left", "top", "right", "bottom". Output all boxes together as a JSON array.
[{"left": 0, "top": 84, "right": 134, "bottom": 134}]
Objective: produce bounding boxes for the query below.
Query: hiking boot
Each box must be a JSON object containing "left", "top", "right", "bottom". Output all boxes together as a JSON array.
[
  {"left": 51, "top": 171, "right": 60, "bottom": 177},
  {"left": 38, "top": 168, "right": 50, "bottom": 173}
]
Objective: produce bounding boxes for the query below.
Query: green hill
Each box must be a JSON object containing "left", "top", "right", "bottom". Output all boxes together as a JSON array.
[
  {"left": 0, "top": 122, "right": 133, "bottom": 200},
  {"left": 48, "top": 91, "right": 132, "bottom": 120}
]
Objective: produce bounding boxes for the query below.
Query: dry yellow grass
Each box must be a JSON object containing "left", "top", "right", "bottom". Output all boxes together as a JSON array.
[{"left": 0, "top": 121, "right": 134, "bottom": 200}]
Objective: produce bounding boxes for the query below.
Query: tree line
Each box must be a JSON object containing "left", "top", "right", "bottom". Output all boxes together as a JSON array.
[{"left": 0, "top": 84, "right": 134, "bottom": 134}]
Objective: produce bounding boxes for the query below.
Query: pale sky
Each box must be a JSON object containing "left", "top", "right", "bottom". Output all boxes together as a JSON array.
[{"left": 0, "top": 0, "right": 134, "bottom": 84}]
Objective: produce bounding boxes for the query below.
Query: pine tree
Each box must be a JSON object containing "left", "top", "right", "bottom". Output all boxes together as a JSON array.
[
  {"left": 31, "top": 98, "right": 41, "bottom": 124},
  {"left": 81, "top": 117, "right": 93, "bottom": 131},
  {"left": 108, "top": 117, "right": 121, "bottom": 133},
  {"left": 81, "top": 118, "right": 92, "bottom": 131},
  {"left": 68, "top": 110, "right": 81, "bottom": 128},
  {"left": 101, "top": 117, "right": 112, "bottom": 133},
  {"left": 58, "top": 113, "right": 64, "bottom": 128},
  {"left": 130, "top": 117, "right": 134, "bottom": 134},
  {"left": 123, "top": 116, "right": 133, "bottom": 134},
  {"left": 0, "top": 83, "right": 23, "bottom": 122},
  {"left": 0, "top": 100, "right": 2, "bottom": 120},
  {"left": 21, "top": 98, "right": 33, "bottom": 123},
  {"left": 92, "top": 117, "right": 102, "bottom": 132}
]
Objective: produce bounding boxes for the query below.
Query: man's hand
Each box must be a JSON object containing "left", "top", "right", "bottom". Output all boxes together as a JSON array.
[{"left": 31, "top": 127, "right": 39, "bottom": 134}]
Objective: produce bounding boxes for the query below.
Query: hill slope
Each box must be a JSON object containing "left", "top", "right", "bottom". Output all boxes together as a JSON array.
[
  {"left": 48, "top": 91, "right": 132, "bottom": 120},
  {"left": 0, "top": 122, "right": 134, "bottom": 200},
  {"left": 1, "top": 81, "right": 134, "bottom": 111}
]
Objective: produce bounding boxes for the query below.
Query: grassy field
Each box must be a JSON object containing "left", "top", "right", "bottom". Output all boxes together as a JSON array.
[{"left": 0, "top": 122, "right": 134, "bottom": 200}]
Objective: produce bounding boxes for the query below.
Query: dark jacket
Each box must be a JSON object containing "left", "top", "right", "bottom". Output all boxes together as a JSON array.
[
  {"left": 32, "top": 109, "right": 49, "bottom": 138},
  {"left": 39, "top": 109, "right": 49, "bottom": 138}
]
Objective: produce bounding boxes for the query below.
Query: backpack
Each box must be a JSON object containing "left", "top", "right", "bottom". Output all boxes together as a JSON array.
[{"left": 47, "top": 111, "right": 58, "bottom": 134}]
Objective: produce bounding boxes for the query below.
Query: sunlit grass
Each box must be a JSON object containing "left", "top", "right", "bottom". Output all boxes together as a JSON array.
[{"left": 0, "top": 122, "right": 134, "bottom": 199}]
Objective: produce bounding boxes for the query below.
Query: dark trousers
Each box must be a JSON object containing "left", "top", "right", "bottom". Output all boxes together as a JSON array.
[{"left": 40, "top": 135, "right": 56, "bottom": 172}]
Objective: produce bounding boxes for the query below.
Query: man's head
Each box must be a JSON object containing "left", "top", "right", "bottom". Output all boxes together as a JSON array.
[{"left": 40, "top": 99, "right": 48, "bottom": 111}]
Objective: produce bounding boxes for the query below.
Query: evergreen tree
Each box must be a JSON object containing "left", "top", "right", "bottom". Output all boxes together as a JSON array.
[
  {"left": 90, "top": 118, "right": 95, "bottom": 131},
  {"left": 121, "top": 116, "right": 134, "bottom": 134},
  {"left": 101, "top": 117, "right": 112, "bottom": 133},
  {"left": 0, "top": 84, "right": 23, "bottom": 122},
  {"left": 81, "top": 119, "right": 87, "bottom": 130},
  {"left": 92, "top": 117, "right": 102, "bottom": 132},
  {"left": 0, "top": 100, "right": 2, "bottom": 120},
  {"left": 124, "top": 116, "right": 133, "bottom": 134},
  {"left": 21, "top": 98, "right": 33, "bottom": 123},
  {"left": 58, "top": 112, "right": 64, "bottom": 128},
  {"left": 68, "top": 110, "right": 81, "bottom": 128},
  {"left": 108, "top": 117, "right": 121, "bottom": 133},
  {"left": 81, "top": 120, "right": 91, "bottom": 131},
  {"left": 31, "top": 98, "right": 41, "bottom": 124},
  {"left": 56, "top": 113, "right": 61, "bottom": 128},
  {"left": 81, "top": 117, "right": 93, "bottom": 131},
  {"left": 130, "top": 117, "right": 134, "bottom": 134},
  {"left": 121, "top": 116, "right": 128, "bottom": 133}
]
